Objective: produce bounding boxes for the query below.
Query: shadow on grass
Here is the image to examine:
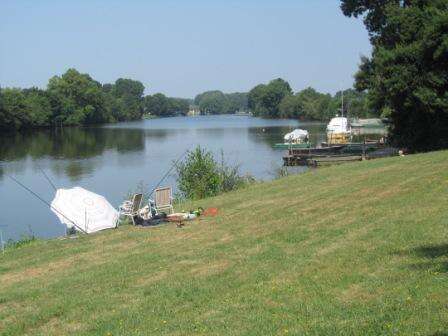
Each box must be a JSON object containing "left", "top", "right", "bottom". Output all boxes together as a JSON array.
[
  {"left": 413, "top": 244, "right": 448, "bottom": 258},
  {"left": 395, "top": 243, "right": 448, "bottom": 273}
]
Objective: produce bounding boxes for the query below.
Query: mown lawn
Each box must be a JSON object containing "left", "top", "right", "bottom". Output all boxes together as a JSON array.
[{"left": 1, "top": 151, "right": 447, "bottom": 335}]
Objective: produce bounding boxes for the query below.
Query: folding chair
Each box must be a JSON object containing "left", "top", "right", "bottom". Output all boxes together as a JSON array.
[
  {"left": 154, "top": 187, "right": 174, "bottom": 215},
  {"left": 119, "top": 193, "right": 143, "bottom": 225}
]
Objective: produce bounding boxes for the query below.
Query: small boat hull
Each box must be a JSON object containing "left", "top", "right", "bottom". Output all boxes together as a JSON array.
[
  {"left": 273, "top": 143, "right": 311, "bottom": 149},
  {"left": 327, "top": 132, "right": 350, "bottom": 144}
]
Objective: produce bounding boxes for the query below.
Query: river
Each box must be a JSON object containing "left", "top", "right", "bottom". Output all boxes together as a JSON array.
[{"left": 0, "top": 115, "right": 386, "bottom": 241}]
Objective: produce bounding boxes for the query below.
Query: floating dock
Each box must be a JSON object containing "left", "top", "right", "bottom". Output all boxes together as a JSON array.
[{"left": 283, "top": 142, "right": 398, "bottom": 167}]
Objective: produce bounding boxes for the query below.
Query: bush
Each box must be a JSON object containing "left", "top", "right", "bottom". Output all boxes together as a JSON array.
[
  {"left": 176, "top": 146, "right": 253, "bottom": 200},
  {"left": 176, "top": 146, "right": 221, "bottom": 200},
  {"left": 217, "top": 151, "right": 255, "bottom": 192}
]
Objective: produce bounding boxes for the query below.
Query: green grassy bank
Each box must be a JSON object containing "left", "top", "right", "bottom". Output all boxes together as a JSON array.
[{"left": 1, "top": 151, "right": 447, "bottom": 335}]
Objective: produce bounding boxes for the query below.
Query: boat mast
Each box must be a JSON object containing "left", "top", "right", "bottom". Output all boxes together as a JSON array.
[{"left": 341, "top": 90, "right": 344, "bottom": 118}]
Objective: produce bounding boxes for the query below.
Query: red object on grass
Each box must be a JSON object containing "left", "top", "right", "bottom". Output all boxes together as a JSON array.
[{"left": 203, "top": 208, "right": 218, "bottom": 216}]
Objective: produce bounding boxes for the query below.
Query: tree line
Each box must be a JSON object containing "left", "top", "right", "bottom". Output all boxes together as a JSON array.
[
  {"left": 193, "top": 91, "right": 248, "bottom": 114},
  {"left": 340, "top": 0, "right": 448, "bottom": 152},
  {"left": 0, "top": 68, "right": 190, "bottom": 130},
  {"left": 247, "top": 78, "right": 375, "bottom": 120}
]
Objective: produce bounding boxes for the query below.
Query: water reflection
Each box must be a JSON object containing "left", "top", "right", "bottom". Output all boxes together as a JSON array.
[
  {"left": 0, "top": 128, "right": 148, "bottom": 161},
  {"left": 0, "top": 127, "right": 153, "bottom": 181}
]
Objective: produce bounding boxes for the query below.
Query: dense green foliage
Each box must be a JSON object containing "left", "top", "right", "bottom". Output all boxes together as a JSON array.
[
  {"left": 194, "top": 91, "right": 248, "bottom": 114},
  {"left": 0, "top": 87, "right": 53, "bottom": 129},
  {"left": 47, "top": 69, "right": 112, "bottom": 125},
  {"left": 1, "top": 68, "right": 379, "bottom": 130},
  {"left": 104, "top": 78, "right": 145, "bottom": 121},
  {"left": 248, "top": 79, "right": 293, "bottom": 118},
  {"left": 175, "top": 146, "right": 252, "bottom": 200},
  {"left": 341, "top": 0, "right": 448, "bottom": 151},
  {"left": 248, "top": 78, "right": 374, "bottom": 120},
  {"left": 0, "top": 69, "right": 189, "bottom": 130},
  {"left": 1, "top": 151, "right": 447, "bottom": 334},
  {"left": 145, "top": 93, "right": 189, "bottom": 117}
]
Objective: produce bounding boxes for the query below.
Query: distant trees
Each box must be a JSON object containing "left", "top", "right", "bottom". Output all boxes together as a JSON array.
[
  {"left": 0, "top": 88, "right": 30, "bottom": 129},
  {"left": 107, "top": 78, "right": 145, "bottom": 121},
  {"left": 0, "top": 87, "right": 54, "bottom": 129},
  {"left": 226, "top": 92, "right": 248, "bottom": 113},
  {"left": 248, "top": 79, "right": 375, "bottom": 120},
  {"left": 278, "top": 87, "right": 332, "bottom": 120},
  {"left": 0, "top": 68, "right": 381, "bottom": 132},
  {"left": 22, "top": 88, "right": 53, "bottom": 127},
  {"left": 47, "top": 69, "right": 110, "bottom": 125},
  {"left": 340, "top": 0, "right": 448, "bottom": 151},
  {"left": 144, "top": 93, "right": 189, "bottom": 117},
  {"left": 0, "top": 68, "right": 189, "bottom": 131},
  {"left": 248, "top": 78, "right": 293, "bottom": 118},
  {"left": 194, "top": 91, "right": 248, "bottom": 114},
  {"left": 167, "top": 97, "right": 190, "bottom": 116}
]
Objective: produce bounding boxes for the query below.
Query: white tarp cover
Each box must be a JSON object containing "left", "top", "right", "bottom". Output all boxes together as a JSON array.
[
  {"left": 51, "top": 187, "right": 118, "bottom": 234},
  {"left": 284, "top": 129, "right": 309, "bottom": 141},
  {"left": 327, "top": 117, "right": 350, "bottom": 133}
]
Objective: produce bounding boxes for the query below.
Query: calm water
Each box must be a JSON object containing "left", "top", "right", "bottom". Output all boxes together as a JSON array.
[{"left": 1, "top": 115, "right": 333, "bottom": 241}]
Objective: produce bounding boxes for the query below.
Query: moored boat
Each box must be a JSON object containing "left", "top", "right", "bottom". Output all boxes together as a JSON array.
[
  {"left": 274, "top": 129, "right": 310, "bottom": 149},
  {"left": 326, "top": 117, "right": 351, "bottom": 144}
]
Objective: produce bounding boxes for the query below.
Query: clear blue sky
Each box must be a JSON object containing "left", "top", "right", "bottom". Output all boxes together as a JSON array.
[{"left": 0, "top": 0, "right": 371, "bottom": 98}]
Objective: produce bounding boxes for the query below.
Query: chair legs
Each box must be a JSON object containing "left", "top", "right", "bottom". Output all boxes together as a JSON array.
[{"left": 156, "top": 206, "right": 174, "bottom": 215}]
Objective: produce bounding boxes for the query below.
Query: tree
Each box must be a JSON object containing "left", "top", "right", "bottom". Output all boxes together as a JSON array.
[
  {"left": 110, "top": 78, "right": 145, "bottom": 121},
  {"left": 0, "top": 88, "right": 29, "bottom": 129},
  {"left": 296, "top": 87, "right": 332, "bottom": 120},
  {"left": 248, "top": 78, "right": 292, "bottom": 118},
  {"left": 47, "top": 68, "right": 110, "bottom": 125},
  {"left": 278, "top": 94, "right": 303, "bottom": 119},
  {"left": 194, "top": 90, "right": 228, "bottom": 114},
  {"left": 23, "top": 88, "right": 52, "bottom": 127},
  {"left": 194, "top": 91, "right": 248, "bottom": 114},
  {"left": 0, "top": 69, "right": 151, "bottom": 130},
  {"left": 248, "top": 84, "right": 268, "bottom": 116},
  {"left": 341, "top": 0, "right": 448, "bottom": 151},
  {"left": 226, "top": 92, "right": 248, "bottom": 113},
  {"left": 144, "top": 93, "right": 169, "bottom": 116},
  {"left": 167, "top": 98, "right": 189, "bottom": 116}
]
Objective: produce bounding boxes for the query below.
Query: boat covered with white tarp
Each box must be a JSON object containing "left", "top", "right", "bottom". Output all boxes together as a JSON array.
[
  {"left": 326, "top": 117, "right": 350, "bottom": 134},
  {"left": 283, "top": 129, "right": 309, "bottom": 142},
  {"left": 273, "top": 129, "right": 310, "bottom": 149}
]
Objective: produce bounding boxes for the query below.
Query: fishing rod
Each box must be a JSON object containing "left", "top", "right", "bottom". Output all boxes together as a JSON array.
[
  {"left": 36, "top": 163, "right": 57, "bottom": 191},
  {"left": 148, "top": 148, "right": 189, "bottom": 197},
  {"left": 7, "top": 175, "right": 87, "bottom": 234}
]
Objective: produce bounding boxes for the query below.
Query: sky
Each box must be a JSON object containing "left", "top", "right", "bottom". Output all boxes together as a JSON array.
[{"left": 0, "top": 0, "right": 371, "bottom": 98}]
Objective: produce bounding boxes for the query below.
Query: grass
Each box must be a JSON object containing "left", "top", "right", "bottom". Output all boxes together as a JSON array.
[
  {"left": 1, "top": 151, "right": 448, "bottom": 335},
  {"left": 5, "top": 235, "right": 37, "bottom": 250}
]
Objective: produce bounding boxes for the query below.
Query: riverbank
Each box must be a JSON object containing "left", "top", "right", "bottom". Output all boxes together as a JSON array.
[{"left": 1, "top": 150, "right": 447, "bottom": 334}]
